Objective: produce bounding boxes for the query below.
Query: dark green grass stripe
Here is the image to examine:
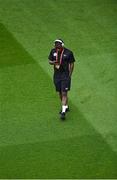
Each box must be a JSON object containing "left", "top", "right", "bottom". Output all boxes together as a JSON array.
[
  {"left": 0, "top": 128, "right": 117, "bottom": 178},
  {"left": 0, "top": 23, "right": 34, "bottom": 67}
]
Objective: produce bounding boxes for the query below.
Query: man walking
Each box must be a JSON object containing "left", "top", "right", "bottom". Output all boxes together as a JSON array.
[{"left": 48, "top": 39, "right": 75, "bottom": 120}]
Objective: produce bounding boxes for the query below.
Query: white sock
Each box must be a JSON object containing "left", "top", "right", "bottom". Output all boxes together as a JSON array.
[
  {"left": 62, "top": 105, "right": 66, "bottom": 113},
  {"left": 65, "top": 105, "right": 68, "bottom": 109}
]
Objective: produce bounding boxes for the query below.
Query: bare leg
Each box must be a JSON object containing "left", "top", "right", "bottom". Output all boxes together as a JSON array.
[
  {"left": 59, "top": 91, "right": 69, "bottom": 117},
  {"left": 59, "top": 92, "right": 62, "bottom": 101},
  {"left": 61, "top": 91, "right": 67, "bottom": 106}
]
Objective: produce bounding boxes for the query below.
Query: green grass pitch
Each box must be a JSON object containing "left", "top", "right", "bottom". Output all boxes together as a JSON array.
[{"left": 0, "top": 0, "right": 117, "bottom": 178}]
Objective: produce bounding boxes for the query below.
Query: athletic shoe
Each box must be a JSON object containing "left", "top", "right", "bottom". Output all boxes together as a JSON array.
[
  {"left": 59, "top": 110, "right": 62, "bottom": 114},
  {"left": 60, "top": 112, "right": 66, "bottom": 120},
  {"left": 59, "top": 107, "right": 70, "bottom": 114}
]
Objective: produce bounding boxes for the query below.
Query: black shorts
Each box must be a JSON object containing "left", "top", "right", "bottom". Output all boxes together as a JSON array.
[{"left": 54, "top": 76, "right": 71, "bottom": 92}]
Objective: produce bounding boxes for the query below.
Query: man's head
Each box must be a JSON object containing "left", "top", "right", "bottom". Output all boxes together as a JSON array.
[{"left": 54, "top": 39, "right": 64, "bottom": 50}]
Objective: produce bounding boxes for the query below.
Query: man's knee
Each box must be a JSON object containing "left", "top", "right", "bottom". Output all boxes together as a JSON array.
[{"left": 61, "top": 91, "right": 67, "bottom": 96}]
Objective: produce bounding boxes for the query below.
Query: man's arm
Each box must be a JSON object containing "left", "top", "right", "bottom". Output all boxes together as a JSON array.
[
  {"left": 69, "top": 62, "right": 74, "bottom": 77},
  {"left": 68, "top": 50, "right": 75, "bottom": 77},
  {"left": 48, "top": 49, "right": 56, "bottom": 65}
]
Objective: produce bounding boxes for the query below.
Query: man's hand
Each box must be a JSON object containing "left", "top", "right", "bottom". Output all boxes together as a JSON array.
[{"left": 49, "top": 60, "right": 56, "bottom": 65}]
